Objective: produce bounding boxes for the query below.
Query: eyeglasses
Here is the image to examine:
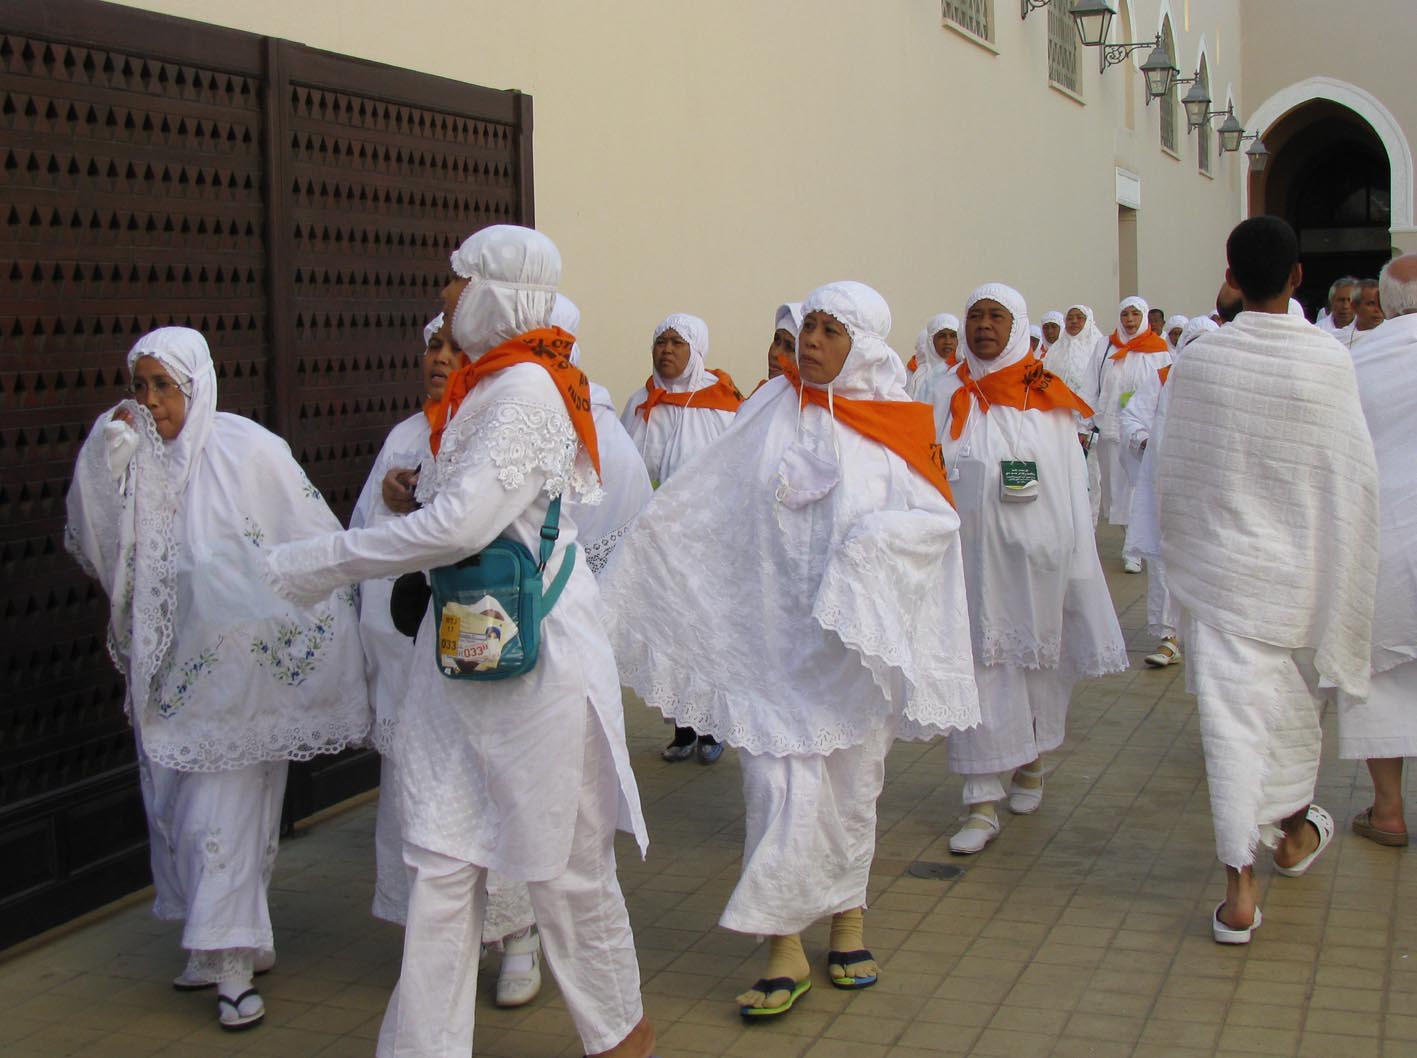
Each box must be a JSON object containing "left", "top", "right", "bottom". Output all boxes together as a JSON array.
[{"left": 127, "top": 376, "right": 189, "bottom": 400}]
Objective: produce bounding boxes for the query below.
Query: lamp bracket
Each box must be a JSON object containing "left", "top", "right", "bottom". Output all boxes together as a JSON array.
[
  {"left": 1020, "top": 0, "right": 1052, "bottom": 17},
  {"left": 1099, "top": 33, "right": 1162, "bottom": 73}
]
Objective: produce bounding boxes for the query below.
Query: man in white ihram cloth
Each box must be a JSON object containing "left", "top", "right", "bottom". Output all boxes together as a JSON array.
[
  {"left": 1158, "top": 216, "right": 1380, "bottom": 945},
  {"left": 265, "top": 225, "right": 657, "bottom": 1058},
  {"left": 602, "top": 280, "right": 980, "bottom": 1019},
  {"left": 1340, "top": 253, "right": 1417, "bottom": 849},
  {"left": 65, "top": 327, "right": 370, "bottom": 1030}
]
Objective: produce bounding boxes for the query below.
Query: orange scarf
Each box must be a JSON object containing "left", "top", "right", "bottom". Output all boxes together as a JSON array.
[
  {"left": 779, "top": 358, "right": 954, "bottom": 506},
  {"left": 907, "top": 355, "right": 918, "bottom": 372},
  {"left": 424, "top": 326, "right": 600, "bottom": 476},
  {"left": 1158, "top": 364, "right": 1171, "bottom": 385},
  {"left": 635, "top": 368, "right": 743, "bottom": 421},
  {"left": 947, "top": 354, "right": 1095, "bottom": 440},
  {"left": 1108, "top": 328, "right": 1169, "bottom": 361}
]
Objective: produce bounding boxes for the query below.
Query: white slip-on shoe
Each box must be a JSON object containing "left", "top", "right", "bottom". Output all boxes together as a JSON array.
[
  {"left": 948, "top": 811, "right": 1000, "bottom": 855},
  {"left": 1123, "top": 557, "right": 1143, "bottom": 574},
  {"left": 495, "top": 928, "right": 542, "bottom": 1007},
  {"left": 1144, "top": 639, "right": 1181, "bottom": 668}
]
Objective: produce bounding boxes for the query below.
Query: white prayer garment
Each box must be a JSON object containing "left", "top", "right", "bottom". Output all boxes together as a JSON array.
[
  {"left": 264, "top": 226, "right": 648, "bottom": 1058},
  {"left": 65, "top": 326, "right": 370, "bottom": 961},
  {"left": 907, "top": 312, "right": 960, "bottom": 399},
  {"left": 1121, "top": 316, "right": 1217, "bottom": 634},
  {"left": 1093, "top": 297, "right": 1172, "bottom": 527},
  {"left": 1339, "top": 313, "right": 1417, "bottom": 759},
  {"left": 1039, "top": 310, "right": 1065, "bottom": 355},
  {"left": 1041, "top": 303, "right": 1107, "bottom": 525},
  {"left": 619, "top": 312, "right": 737, "bottom": 483},
  {"left": 556, "top": 295, "right": 654, "bottom": 574},
  {"left": 603, "top": 280, "right": 979, "bottom": 934},
  {"left": 1158, "top": 310, "right": 1380, "bottom": 866},
  {"left": 1164, "top": 313, "right": 1189, "bottom": 351},
  {"left": 925, "top": 284, "right": 1127, "bottom": 784}
]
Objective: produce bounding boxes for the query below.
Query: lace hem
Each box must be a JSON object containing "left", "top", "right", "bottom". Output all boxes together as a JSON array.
[
  {"left": 130, "top": 405, "right": 181, "bottom": 704},
  {"left": 140, "top": 718, "right": 370, "bottom": 773},
  {"left": 371, "top": 715, "right": 398, "bottom": 755},
  {"left": 975, "top": 623, "right": 1130, "bottom": 679},
  {"left": 415, "top": 398, "right": 604, "bottom": 506}
]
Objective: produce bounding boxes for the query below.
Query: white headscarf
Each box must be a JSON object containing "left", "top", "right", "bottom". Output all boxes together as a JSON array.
[
  {"left": 1040, "top": 303, "right": 1104, "bottom": 398},
  {"left": 1178, "top": 315, "right": 1219, "bottom": 350},
  {"left": 960, "top": 283, "right": 1031, "bottom": 379},
  {"left": 448, "top": 225, "right": 560, "bottom": 359},
  {"left": 907, "top": 313, "right": 961, "bottom": 398},
  {"left": 651, "top": 312, "right": 713, "bottom": 391},
  {"left": 774, "top": 302, "right": 804, "bottom": 339},
  {"left": 1164, "top": 313, "right": 1188, "bottom": 351},
  {"left": 422, "top": 313, "right": 445, "bottom": 348},
  {"left": 912, "top": 328, "right": 930, "bottom": 368},
  {"left": 125, "top": 327, "right": 218, "bottom": 494},
  {"left": 799, "top": 281, "right": 905, "bottom": 400},
  {"left": 926, "top": 313, "right": 960, "bottom": 361},
  {"left": 1287, "top": 297, "right": 1306, "bottom": 318},
  {"left": 1029, "top": 324, "right": 1043, "bottom": 346},
  {"left": 1041, "top": 310, "right": 1065, "bottom": 330},
  {"left": 1118, "top": 296, "right": 1151, "bottom": 339},
  {"left": 550, "top": 294, "right": 584, "bottom": 367}
]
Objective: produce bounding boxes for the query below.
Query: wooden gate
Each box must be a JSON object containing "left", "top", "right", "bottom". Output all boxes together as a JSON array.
[{"left": 0, "top": 0, "right": 534, "bottom": 947}]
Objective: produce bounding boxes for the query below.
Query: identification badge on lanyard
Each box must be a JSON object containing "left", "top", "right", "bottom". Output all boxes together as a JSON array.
[{"left": 999, "top": 460, "right": 1039, "bottom": 503}]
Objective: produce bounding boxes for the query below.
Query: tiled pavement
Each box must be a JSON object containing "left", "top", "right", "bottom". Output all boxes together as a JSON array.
[{"left": 2, "top": 525, "right": 1412, "bottom": 1058}]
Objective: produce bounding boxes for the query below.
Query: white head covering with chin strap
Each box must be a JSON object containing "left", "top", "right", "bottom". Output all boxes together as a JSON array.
[
  {"left": 1178, "top": 315, "right": 1219, "bottom": 350},
  {"left": 907, "top": 312, "right": 961, "bottom": 398},
  {"left": 125, "top": 327, "right": 218, "bottom": 493},
  {"left": 1040, "top": 303, "right": 1104, "bottom": 412},
  {"left": 775, "top": 302, "right": 804, "bottom": 339},
  {"left": 620, "top": 312, "right": 734, "bottom": 483},
  {"left": 961, "top": 282, "right": 1031, "bottom": 379},
  {"left": 448, "top": 225, "right": 560, "bottom": 360},
  {"left": 422, "top": 313, "right": 445, "bottom": 349},
  {"left": 1118, "top": 296, "right": 1151, "bottom": 338},
  {"left": 1164, "top": 313, "right": 1188, "bottom": 351},
  {"left": 1041, "top": 310, "right": 1065, "bottom": 330}
]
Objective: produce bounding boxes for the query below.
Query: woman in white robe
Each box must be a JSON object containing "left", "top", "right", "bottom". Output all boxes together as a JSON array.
[
  {"left": 603, "top": 280, "right": 979, "bottom": 1019},
  {"left": 65, "top": 327, "right": 370, "bottom": 1030},
  {"left": 1041, "top": 304, "right": 1106, "bottom": 526},
  {"left": 266, "top": 226, "right": 655, "bottom": 1058},
  {"left": 1094, "top": 297, "right": 1172, "bottom": 568},
  {"left": 1121, "top": 316, "right": 1218, "bottom": 668},
  {"left": 925, "top": 285, "right": 1128, "bottom": 854},
  {"left": 906, "top": 313, "right": 960, "bottom": 399}
]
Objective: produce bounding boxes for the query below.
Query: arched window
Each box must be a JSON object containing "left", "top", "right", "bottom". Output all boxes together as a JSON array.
[
  {"left": 1048, "top": 0, "right": 1081, "bottom": 95},
  {"left": 1159, "top": 15, "right": 1178, "bottom": 153},
  {"left": 1196, "top": 56, "right": 1212, "bottom": 174},
  {"left": 942, "top": 0, "right": 994, "bottom": 44}
]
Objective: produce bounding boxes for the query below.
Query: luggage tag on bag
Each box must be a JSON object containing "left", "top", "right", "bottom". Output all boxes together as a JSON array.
[
  {"left": 438, "top": 594, "right": 519, "bottom": 676},
  {"left": 999, "top": 460, "right": 1039, "bottom": 503}
]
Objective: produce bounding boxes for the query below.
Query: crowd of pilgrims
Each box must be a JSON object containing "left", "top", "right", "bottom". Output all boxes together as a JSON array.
[{"left": 63, "top": 218, "right": 1412, "bottom": 1058}]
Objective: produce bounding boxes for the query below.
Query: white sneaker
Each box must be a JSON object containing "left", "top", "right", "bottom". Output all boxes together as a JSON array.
[
  {"left": 1123, "top": 557, "right": 1143, "bottom": 574},
  {"left": 495, "top": 928, "right": 542, "bottom": 1007},
  {"left": 949, "top": 810, "right": 1000, "bottom": 854}
]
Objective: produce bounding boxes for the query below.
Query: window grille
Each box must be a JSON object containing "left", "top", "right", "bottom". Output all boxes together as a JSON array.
[
  {"left": 1047, "top": 0, "right": 1080, "bottom": 94},
  {"left": 942, "top": 0, "right": 994, "bottom": 43},
  {"left": 1159, "top": 17, "right": 1178, "bottom": 152},
  {"left": 1197, "top": 62, "right": 1213, "bottom": 174}
]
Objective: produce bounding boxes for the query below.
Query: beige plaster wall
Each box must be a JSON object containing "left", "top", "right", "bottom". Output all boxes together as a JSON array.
[{"left": 103, "top": 0, "right": 1246, "bottom": 404}]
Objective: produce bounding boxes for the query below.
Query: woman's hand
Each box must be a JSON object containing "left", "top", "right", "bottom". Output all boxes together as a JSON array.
[
  {"left": 382, "top": 467, "right": 420, "bottom": 514},
  {"left": 112, "top": 406, "right": 135, "bottom": 427}
]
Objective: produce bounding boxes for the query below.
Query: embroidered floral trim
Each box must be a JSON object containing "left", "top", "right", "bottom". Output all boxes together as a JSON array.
[
  {"left": 583, "top": 523, "right": 633, "bottom": 575},
  {"left": 251, "top": 609, "right": 336, "bottom": 686},
  {"left": 415, "top": 398, "right": 604, "bottom": 506},
  {"left": 241, "top": 516, "right": 265, "bottom": 547},
  {"left": 155, "top": 642, "right": 222, "bottom": 718}
]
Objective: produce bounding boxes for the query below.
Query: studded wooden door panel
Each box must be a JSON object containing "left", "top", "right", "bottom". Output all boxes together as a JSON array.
[{"left": 0, "top": 0, "right": 533, "bottom": 947}]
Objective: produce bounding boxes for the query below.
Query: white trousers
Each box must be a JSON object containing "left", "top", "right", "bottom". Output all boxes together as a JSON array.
[
  {"left": 139, "top": 748, "right": 287, "bottom": 953},
  {"left": 375, "top": 716, "right": 642, "bottom": 1058},
  {"left": 1086, "top": 443, "right": 1101, "bottom": 527},
  {"left": 950, "top": 663, "right": 1071, "bottom": 781},
  {"left": 1097, "top": 437, "right": 1132, "bottom": 528},
  {"left": 1185, "top": 616, "right": 1327, "bottom": 868},
  {"left": 1338, "top": 660, "right": 1417, "bottom": 760},
  {"left": 1145, "top": 558, "right": 1180, "bottom": 640},
  {"left": 372, "top": 755, "right": 535, "bottom": 943},
  {"left": 720, "top": 721, "right": 895, "bottom": 937}
]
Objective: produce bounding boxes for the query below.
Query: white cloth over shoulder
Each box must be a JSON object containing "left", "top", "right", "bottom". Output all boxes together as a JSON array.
[
  {"left": 1157, "top": 311, "right": 1380, "bottom": 697},
  {"left": 1349, "top": 313, "right": 1417, "bottom": 673},
  {"left": 619, "top": 313, "right": 736, "bottom": 482},
  {"left": 603, "top": 282, "right": 979, "bottom": 757}
]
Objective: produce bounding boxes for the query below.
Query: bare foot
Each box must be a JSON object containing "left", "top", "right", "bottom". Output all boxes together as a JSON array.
[
  {"left": 586, "top": 1015, "right": 655, "bottom": 1058},
  {"left": 1272, "top": 818, "right": 1320, "bottom": 870}
]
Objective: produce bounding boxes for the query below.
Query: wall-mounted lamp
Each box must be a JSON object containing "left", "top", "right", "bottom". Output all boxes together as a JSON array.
[
  {"left": 1216, "top": 108, "right": 1245, "bottom": 153},
  {"left": 1068, "top": 0, "right": 1176, "bottom": 92},
  {"left": 1020, "top": 0, "right": 1053, "bottom": 18},
  {"left": 1181, "top": 79, "right": 1213, "bottom": 130},
  {"left": 1241, "top": 135, "right": 1269, "bottom": 172}
]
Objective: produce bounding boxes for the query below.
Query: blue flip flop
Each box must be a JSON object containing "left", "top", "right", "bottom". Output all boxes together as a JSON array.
[
  {"left": 740, "top": 976, "right": 811, "bottom": 1018},
  {"left": 827, "top": 949, "right": 878, "bottom": 989}
]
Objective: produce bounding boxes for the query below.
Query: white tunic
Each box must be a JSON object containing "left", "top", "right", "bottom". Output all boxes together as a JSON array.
[{"left": 268, "top": 365, "right": 648, "bottom": 879}]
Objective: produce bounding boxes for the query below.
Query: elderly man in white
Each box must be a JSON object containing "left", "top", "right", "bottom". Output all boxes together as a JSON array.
[
  {"left": 1158, "top": 216, "right": 1380, "bottom": 945},
  {"left": 1341, "top": 254, "right": 1417, "bottom": 848}
]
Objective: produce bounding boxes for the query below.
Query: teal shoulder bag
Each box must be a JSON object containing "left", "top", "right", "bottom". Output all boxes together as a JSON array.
[{"left": 429, "top": 497, "right": 575, "bottom": 680}]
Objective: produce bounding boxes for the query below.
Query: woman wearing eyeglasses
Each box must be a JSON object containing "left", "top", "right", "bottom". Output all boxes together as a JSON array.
[{"left": 65, "top": 327, "right": 369, "bottom": 1032}]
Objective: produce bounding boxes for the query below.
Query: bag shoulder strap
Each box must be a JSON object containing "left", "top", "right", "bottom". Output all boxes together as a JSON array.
[
  {"left": 537, "top": 494, "right": 576, "bottom": 615},
  {"left": 537, "top": 496, "right": 562, "bottom": 571}
]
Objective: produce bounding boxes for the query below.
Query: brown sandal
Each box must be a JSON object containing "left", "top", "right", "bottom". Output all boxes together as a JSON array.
[{"left": 1351, "top": 807, "right": 1408, "bottom": 847}]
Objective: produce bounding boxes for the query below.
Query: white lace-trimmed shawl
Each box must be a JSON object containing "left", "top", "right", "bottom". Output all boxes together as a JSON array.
[
  {"left": 1350, "top": 313, "right": 1417, "bottom": 672},
  {"left": 66, "top": 395, "right": 370, "bottom": 772},
  {"left": 1041, "top": 305, "right": 1105, "bottom": 428},
  {"left": 927, "top": 287, "right": 1128, "bottom": 676},
  {"left": 1158, "top": 311, "right": 1381, "bottom": 696},
  {"left": 602, "top": 282, "right": 979, "bottom": 757},
  {"left": 350, "top": 411, "right": 431, "bottom": 751},
  {"left": 619, "top": 312, "right": 735, "bottom": 483}
]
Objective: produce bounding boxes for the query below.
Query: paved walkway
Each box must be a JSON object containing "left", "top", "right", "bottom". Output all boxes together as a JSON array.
[{"left": 2, "top": 526, "right": 1412, "bottom": 1058}]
